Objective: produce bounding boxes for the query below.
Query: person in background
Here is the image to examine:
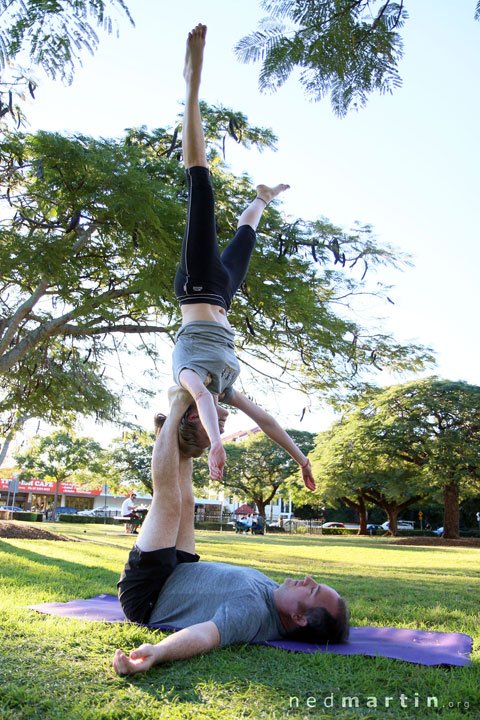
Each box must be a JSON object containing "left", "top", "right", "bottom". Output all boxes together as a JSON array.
[{"left": 122, "top": 492, "right": 140, "bottom": 535}]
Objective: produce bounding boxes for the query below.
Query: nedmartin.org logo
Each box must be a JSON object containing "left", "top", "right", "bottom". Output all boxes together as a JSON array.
[{"left": 288, "top": 693, "right": 471, "bottom": 712}]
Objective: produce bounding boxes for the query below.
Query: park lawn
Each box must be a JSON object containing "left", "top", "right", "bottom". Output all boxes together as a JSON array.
[{"left": 0, "top": 525, "right": 478, "bottom": 720}]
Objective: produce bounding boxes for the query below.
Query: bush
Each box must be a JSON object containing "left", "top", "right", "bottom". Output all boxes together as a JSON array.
[
  {"left": 396, "top": 529, "right": 436, "bottom": 537},
  {"left": 458, "top": 529, "right": 480, "bottom": 538},
  {"left": 194, "top": 522, "right": 234, "bottom": 531},
  {"left": 58, "top": 514, "right": 90, "bottom": 523},
  {"left": 11, "top": 511, "right": 43, "bottom": 522},
  {"left": 91, "top": 516, "right": 115, "bottom": 525},
  {"left": 265, "top": 525, "right": 286, "bottom": 533},
  {"left": 58, "top": 514, "right": 116, "bottom": 524},
  {"left": 321, "top": 527, "right": 358, "bottom": 535}
]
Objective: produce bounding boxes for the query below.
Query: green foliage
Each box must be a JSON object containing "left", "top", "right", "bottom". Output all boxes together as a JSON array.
[
  {"left": 237, "top": 2, "right": 480, "bottom": 116},
  {"left": 311, "top": 377, "right": 480, "bottom": 536},
  {"left": 195, "top": 429, "right": 316, "bottom": 515},
  {"left": 104, "top": 430, "right": 154, "bottom": 495},
  {"left": 1, "top": 104, "right": 432, "bottom": 451},
  {"left": 236, "top": 0, "right": 407, "bottom": 115},
  {"left": 9, "top": 510, "right": 42, "bottom": 521},
  {"left": 321, "top": 526, "right": 357, "bottom": 535},
  {"left": 0, "top": 0, "right": 134, "bottom": 127},
  {"left": 15, "top": 429, "right": 105, "bottom": 518}
]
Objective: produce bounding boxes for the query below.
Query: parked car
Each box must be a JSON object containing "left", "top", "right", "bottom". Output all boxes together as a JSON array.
[
  {"left": 366, "top": 524, "right": 383, "bottom": 535},
  {"left": 55, "top": 506, "right": 78, "bottom": 515},
  {"left": 0, "top": 505, "right": 24, "bottom": 512},
  {"left": 322, "top": 522, "right": 345, "bottom": 528},
  {"left": 381, "top": 520, "right": 415, "bottom": 531}
]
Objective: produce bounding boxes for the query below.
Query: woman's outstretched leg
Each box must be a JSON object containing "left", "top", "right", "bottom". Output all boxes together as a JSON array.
[
  {"left": 182, "top": 24, "right": 207, "bottom": 169},
  {"left": 236, "top": 183, "right": 290, "bottom": 230},
  {"left": 221, "top": 184, "right": 290, "bottom": 290}
]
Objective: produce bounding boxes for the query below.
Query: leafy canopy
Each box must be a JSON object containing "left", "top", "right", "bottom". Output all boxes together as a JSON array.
[
  {"left": 193, "top": 429, "right": 315, "bottom": 516},
  {"left": 236, "top": 1, "right": 480, "bottom": 116},
  {"left": 0, "top": 0, "right": 134, "bottom": 127},
  {"left": 1, "top": 103, "right": 432, "bottom": 453}
]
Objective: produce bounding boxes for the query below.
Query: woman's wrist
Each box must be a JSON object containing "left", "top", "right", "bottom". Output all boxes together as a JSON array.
[{"left": 298, "top": 457, "right": 310, "bottom": 469}]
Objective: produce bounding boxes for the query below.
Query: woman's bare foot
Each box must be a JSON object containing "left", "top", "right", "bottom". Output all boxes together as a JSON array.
[
  {"left": 183, "top": 24, "right": 207, "bottom": 85},
  {"left": 256, "top": 183, "right": 290, "bottom": 205}
]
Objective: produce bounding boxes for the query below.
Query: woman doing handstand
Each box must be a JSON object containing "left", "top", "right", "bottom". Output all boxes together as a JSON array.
[{"left": 172, "top": 24, "right": 315, "bottom": 491}]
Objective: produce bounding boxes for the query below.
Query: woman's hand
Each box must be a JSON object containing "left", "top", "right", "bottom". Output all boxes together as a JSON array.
[
  {"left": 301, "top": 459, "right": 316, "bottom": 491},
  {"left": 113, "top": 644, "right": 158, "bottom": 676},
  {"left": 208, "top": 441, "right": 226, "bottom": 481}
]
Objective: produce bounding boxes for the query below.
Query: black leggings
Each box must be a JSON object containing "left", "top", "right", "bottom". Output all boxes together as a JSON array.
[{"left": 174, "top": 166, "right": 256, "bottom": 312}]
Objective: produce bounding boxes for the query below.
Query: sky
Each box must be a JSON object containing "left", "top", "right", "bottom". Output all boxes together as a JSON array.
[{"left": 7, "top": 0, "right": 480, "bottom": 453}]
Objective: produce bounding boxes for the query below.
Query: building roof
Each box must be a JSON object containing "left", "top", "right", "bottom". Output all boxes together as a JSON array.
[
  {"left": 222, "top": 426, "right": 261, "bottom": 444},
  {"left": 234, "top": 503, "right": 255, "bottom": 514}
]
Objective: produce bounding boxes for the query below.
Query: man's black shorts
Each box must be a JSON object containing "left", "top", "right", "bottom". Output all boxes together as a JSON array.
[{"left": 117, "top": 545, "right": 200, "bottom": 624}]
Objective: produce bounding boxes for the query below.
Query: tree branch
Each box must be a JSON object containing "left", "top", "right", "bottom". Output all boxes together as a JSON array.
[
  {"left": 58, "top": 323, "right": 174, "bottom": 336},
  {"left": 0, "top": 286, "right": 134, "bottom": 375}
]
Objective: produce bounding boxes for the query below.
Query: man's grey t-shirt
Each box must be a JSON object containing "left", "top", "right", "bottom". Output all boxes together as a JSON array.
[
  {"left": 149, "top": 561, "right": 286, "bottom": 647},
  {"left": 172, "top": 321, "right": 240, "bottom": 403}
]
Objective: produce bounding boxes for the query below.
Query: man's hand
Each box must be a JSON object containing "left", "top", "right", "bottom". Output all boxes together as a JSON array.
[
  {"left": 208, "top": 441, "right": 226, "bottom": 481},
  {"left": 113, "top": 622, "right": 220, "bottom": 675},
  {"left": 113, "top": 644, "right": 158, "bottom": 676},
  {"left": 301, "top": 460, "right": 316, "bottom": 491}
]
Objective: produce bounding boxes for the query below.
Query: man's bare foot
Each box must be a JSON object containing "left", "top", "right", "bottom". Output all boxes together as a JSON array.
[
  {"left": 167, "top": 386, "right": 192, "bottom": 410},
  {"left": 256, "top": 184, "right": 290, "bottom": 205},
  {"left": 183, "top": 24, "right": 207, "bottom": 85}
]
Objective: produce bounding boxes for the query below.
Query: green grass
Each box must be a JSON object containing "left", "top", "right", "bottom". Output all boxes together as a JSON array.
[{"left": 0, "top": 523, "right": 478, "bottom": 720}]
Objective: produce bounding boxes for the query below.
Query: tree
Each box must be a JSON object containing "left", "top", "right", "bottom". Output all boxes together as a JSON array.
[
  {"left": 105, "top": 430, "right": 154, "bottom": 495},
  {"left": 305, "top": 424, "right": 424, "bottom": 535},
  {"left": 194, "top": 429, "right": 316, "bottom": 519},
  {"left": 0, "top": 104, "right": 432, "bottom": 455},
  {"left": 311, "top": 379, "right": 480, "bottom": 538},
  {"left": 0, "top": 0, "right": 134, "bottom": 128},
  {"left": 0, "top": 341, "right": 120, "bottom": 465},
  {"left": 15, "top": 429, "right": 105, "bottom": 520},
  {"left": 236, "top": 1, "right": 480, "bottom": 116}
]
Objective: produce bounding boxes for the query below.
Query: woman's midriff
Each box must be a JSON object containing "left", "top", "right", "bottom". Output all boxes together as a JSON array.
[{"left": 180, "top": 303, "right": 232, "bottom": 329}]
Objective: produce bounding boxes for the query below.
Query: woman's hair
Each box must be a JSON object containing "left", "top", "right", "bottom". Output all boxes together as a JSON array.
[
  {"left": 284, "top": 597, "right": 350, "bottom": 644},
  {"left": 153, "top": 408, "right": 207, "bottom": 459}
]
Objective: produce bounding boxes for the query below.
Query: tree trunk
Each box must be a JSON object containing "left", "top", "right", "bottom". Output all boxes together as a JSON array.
[
  {"left": 341, "top": 493, "right": 368, "bottom": 534},
  {"left": 357, "top": 494, "right": 367, "bottom": 534},
  {"left": 0, "top": 433, "right": 14, "bottom": 466},
  {"left": 255, "top": 499, "right": 267, "bottom": 520},
  {"left": 385, "top": 508, "right": 399, "bottom": 536},
  {"left": 443, "top": 481, "right": 459, "bottom": 539},
  {"left": 50, "top": 479, "right": 61, "bottom": 522}
]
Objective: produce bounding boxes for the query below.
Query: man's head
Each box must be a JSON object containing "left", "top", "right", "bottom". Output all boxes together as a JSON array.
[
  {"left": 129, "top": 492, "right": 136, "bottom": 501},
  {"left": 177, "top": 402, "right": 229, "bottom": 457},
  {"left": 273, "top": 576, "right": 349, "bottom": 644}
]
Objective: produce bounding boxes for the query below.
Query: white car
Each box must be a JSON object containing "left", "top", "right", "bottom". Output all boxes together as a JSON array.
[
  {"left": 77, "top": 506, "right": 120, "bottom": 517},
  {"left": 381, "top": 520, "right": 415, "bottom": 531}
]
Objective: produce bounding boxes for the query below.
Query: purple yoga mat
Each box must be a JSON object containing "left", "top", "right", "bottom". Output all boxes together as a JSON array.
[{"left": 28, "top": 593, "right": 472, "bottom": 667}]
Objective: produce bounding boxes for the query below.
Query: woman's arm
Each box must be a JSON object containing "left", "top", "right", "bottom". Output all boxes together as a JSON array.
[
  {"left": 178, "top": 368, "right": 226, "bottom": 480},
  {"left": 228, "top": 390, "right": 316, "bottom": 491},
  {"left": 113, "top": 621, "right": 220, "bottom": 675}
]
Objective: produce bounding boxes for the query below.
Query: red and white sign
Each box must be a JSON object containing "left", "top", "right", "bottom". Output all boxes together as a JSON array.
[{"left": 0, "top": 477, "right": 101, "bottom": 496}]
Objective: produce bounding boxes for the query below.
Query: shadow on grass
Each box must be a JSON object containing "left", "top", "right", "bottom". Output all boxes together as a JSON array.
[{"left": 0, "top": 540, "right": 120, "bottom": 599}]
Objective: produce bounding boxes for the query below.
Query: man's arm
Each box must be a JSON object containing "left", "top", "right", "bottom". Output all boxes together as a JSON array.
[
  {"left": 228, "top": 390, "right": 316, "bottom": 491},
  {"left": 113, "top": 621, "right": 220, "bottom": 676},
  {"left": 178, "top": 368, "right": 226, "bottom": 480}
]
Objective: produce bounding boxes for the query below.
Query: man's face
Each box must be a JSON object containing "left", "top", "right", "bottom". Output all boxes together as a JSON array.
[
  {"left": 275, "top": 576, "right": 341, "bottom": 620},
  {"left": 186, "top": 403, "right": 229, "bottom": 448}
]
